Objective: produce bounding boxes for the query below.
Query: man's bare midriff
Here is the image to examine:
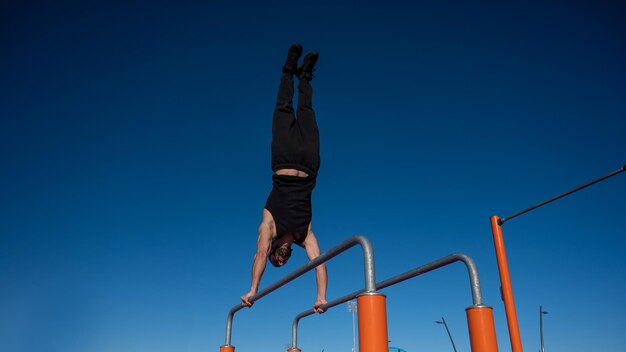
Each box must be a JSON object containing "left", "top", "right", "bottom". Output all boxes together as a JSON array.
[{"left": 275, "top": 168, "right": 309, "bottom": 178}]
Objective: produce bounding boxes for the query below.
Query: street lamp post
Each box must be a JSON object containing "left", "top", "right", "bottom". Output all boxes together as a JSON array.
[
  {"left": 435, "top": 317, "right": 458, "bottom": 352},
  {"left": 347, "top": 301, "right": 357, "bottom": 352},
  {"left": 540, "top": 305, "right": 548, "bottom": 352}
]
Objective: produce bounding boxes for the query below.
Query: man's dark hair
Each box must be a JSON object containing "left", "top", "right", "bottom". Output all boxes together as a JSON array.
[{"left": 269, "top": 234, "right": 294, "bottom": 267}]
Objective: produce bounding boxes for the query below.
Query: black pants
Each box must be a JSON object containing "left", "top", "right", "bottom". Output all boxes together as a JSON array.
[{"left": 271, "top": 75, "right": 320, "bottom": 176}]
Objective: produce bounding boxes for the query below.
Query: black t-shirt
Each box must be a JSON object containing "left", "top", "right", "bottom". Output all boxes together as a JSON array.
[{"left": 264, "top": 173, "right": 317, "bottom": 244}]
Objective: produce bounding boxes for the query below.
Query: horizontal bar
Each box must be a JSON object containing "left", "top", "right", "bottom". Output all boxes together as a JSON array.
[
  {"left": 291, "top": 253, "right": 483, "bottom": 348},
  {"left": 499, "top": 165, "right": 625, "bottom": 225},
  {"left": 224, "top": 235, "right": 376, "bottom": 346}
]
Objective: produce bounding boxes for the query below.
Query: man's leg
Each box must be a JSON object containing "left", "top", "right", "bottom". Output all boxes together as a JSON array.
[
  {"left": 296, "top": 52, "right": 321, "bottom": 172},
  {"left": 272, "top": 74, "right": 296, "bottom": 136},
  {"left": 296, "top": 78, "right": 318, "bottom": 139},
  {"left": 272, "top": 44, "right": 302, "bottom": 170},
  {"left": 273, "top": 44, "right": 302, "bottom": 137},
  {"left": 296, "top": 51, "right": 319, "bottom": 132}
]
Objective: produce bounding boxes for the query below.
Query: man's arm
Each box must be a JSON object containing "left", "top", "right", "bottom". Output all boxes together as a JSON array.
[
  {"left": 241, "top": 222, "right": 272, "bottom": 307},
  {"left": 302, "top": 228, "right": 327, "bottom": 313}
]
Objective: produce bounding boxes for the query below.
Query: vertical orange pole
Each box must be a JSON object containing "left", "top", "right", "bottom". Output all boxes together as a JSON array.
[
  {"left": 220, "top": 345, "right": 234, "bottom": 352},
  {"left": 287, "top": 349, "right": 301, "bottom": 352},
  {"left": 491, "top": 216, "right": 523, "bottom": 352},
  {"left": 357, "top": 293, "right": 388, "bottom": 352},
  {"left": 466, "top": 305, "right": 498, "bottom": 352}
]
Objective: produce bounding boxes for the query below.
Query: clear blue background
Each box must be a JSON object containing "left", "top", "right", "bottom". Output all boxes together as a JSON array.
[{"left": 1, "top": 1, "right": 625, "bottom": 351}]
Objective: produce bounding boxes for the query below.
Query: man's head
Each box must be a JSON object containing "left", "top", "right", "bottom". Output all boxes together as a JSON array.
[{"left": 269, "top": 234, "right": 294, "bottom": 267}]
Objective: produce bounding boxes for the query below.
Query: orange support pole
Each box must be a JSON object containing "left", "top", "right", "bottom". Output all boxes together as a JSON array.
[
  {"left": 287, "top": 349, "right": 301, "bottom": 352},
  {"left": 490, "top": 215, "right": 523, "bottom": 352},
  {"left": 357, "top": 293, "right": 388, "bottom": 352},
  {"left": 220, "top": 345, "right": 234, "bottom": 352},
  {"left": 466, "top": 305, "right": 498, "bottom": 352}
]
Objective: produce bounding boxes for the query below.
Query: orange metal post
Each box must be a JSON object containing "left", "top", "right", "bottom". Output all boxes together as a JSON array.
[
  {"left": 466, "top": 305, "right": 498, "bottom": 352},
  {"left": 490, "top": 215, "right": 523, "bottom": 352},
  {"left": 220, "top": 346, "right": 234, "bottom": 352},
  {"left": 287, "top": 349, "right": 301, "bottom": 352},
  {"left": 357, "top": 293, "right": 388, "bottom": 352}
]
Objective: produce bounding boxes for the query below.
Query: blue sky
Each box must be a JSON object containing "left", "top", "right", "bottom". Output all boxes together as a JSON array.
[{"left": 1, "top": 1, "right": 625, "bottom": 351}]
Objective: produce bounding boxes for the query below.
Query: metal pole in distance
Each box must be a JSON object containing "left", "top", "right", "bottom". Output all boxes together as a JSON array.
[
  {"left": 490, "top": 216, "right": 522, "bottom": 352},
  {"left": 357, "top": 292, "right": 388, "bottom": 352},
  {"left": 539, "top": 306, "right": 543, "bottom": 352},
  {"left": 348, "top": 301, "right": 357, "bottom": 352},
  {"left": 540, "top": 305, "right": 548, "bottom": 352},
  {"left": 442, "top": 317, "right": 458, "bottom": 352},
  {"left": 466, "top": 305, "right": 498, "bottom": 352},
  {"left": 435, "top": 317, "right": 458, "bottom": 352}
]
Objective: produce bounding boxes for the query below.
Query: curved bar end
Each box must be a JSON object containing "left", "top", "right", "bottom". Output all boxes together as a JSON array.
[
  {"left": 451, "top": 253, "right": 483, "bottom": 306},
  {"left": 292, "top": 310, "right": 314, "bottom": 348},
  {"left": 353, "top": 235, "right": 377, "bottom": 292}
]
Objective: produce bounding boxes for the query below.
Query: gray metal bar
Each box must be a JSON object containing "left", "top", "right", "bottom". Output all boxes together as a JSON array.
[
  {"left": 224, "top": 235, "right": 376, "bottom": 347},
  {"left": 290, "top": 253, "right": 483, "bottom": 348},
  {"left": 499, "top": 165, "right": 625, "bottom": 225}
]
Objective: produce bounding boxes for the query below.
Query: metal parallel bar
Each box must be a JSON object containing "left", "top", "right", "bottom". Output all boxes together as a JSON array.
[
  {"left": 224, "top": 235, "right": 376, "bottom": 347},
  {"left": 377, "top": 253, "right": 482, "bottom": 304},
  {"left": 499, "top": 165, "right": 625, "bottom": 225},
  {"left": 291, "top": 253, "right": 483, "bottom": 348}
]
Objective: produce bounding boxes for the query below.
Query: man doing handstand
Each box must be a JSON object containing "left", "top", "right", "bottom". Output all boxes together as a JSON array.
[{"left": 241, "top": 43, "right": 327, "bottom": 314}]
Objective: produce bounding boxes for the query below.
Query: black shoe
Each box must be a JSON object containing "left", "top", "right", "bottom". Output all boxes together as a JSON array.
[
  {"left": 282, "top": 43, "right": 303, "bottom": 75},
  {"left": 298, "top": 51, "right": 319, "bottom": 81}
]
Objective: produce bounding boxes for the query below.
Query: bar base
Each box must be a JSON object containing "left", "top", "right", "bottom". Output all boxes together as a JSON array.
[{"left": 466, "top": 305, "right": 498, "bottom": 352}]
